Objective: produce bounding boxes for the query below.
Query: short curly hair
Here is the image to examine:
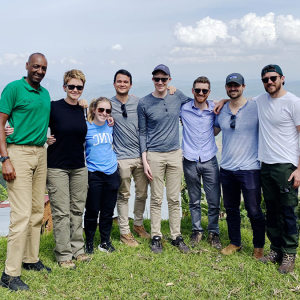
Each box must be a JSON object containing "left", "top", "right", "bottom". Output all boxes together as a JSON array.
[{"left": 63, "top": 69, "right": 86, "bottom": 86}]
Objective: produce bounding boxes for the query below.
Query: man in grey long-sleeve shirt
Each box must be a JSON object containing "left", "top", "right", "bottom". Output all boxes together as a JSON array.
[{"left": 137, "top": 64, "right": 191, "bottom": 253}]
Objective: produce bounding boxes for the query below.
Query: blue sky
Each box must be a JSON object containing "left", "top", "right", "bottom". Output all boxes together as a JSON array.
[{"left": 1, "top": 0, "right": 300, "bottom": 85}]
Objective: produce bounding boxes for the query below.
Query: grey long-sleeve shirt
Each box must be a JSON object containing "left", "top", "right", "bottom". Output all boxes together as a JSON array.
[{"left": 137, "top": 89, "right": 190, "bottom": 153}]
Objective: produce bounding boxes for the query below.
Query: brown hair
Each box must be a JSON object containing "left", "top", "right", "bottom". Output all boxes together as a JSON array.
[
  {"left": 193, "top": 76, "right": 211, "bottom": 89},
  {"left": 87, "top": 97, "right": 112, "bottom": 123},
  {"left": 63, "top": 69, "right": 86, "bottom": 86}
]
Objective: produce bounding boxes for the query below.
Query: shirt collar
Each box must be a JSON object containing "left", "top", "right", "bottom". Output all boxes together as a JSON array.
[
  {"left": 22, "top": 77, "right": 42, "bottom": 92},
  {"left": 191, "top": 99, "right": 213, "bottom": 112}
]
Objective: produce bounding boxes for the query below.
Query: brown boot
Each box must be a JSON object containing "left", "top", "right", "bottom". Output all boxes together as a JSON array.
[
  {"left": 133, "top": 225, "right": 151, "bottom": 239},
  {"left": 120, "top": 232, "right": 139, "bottom": 247},
  {"left": 253, "top": 248, "right": 264, "bottom": 260},
  {"left": 76, "top": 253, "right": 92, "bottom": 263},
  {"left": 278, "top": 253, "right": 296, "bottom": 274},
  {"left": 221, "top": 244, "right": 242, "bottom": 255},
  {"left": 259, "top": 249, "right": 282, "bottom": 264}
]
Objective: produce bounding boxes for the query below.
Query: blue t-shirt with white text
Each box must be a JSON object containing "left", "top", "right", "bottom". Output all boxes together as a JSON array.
[{"left": 85, "top": 121, "right": 117, "bottom": 174}]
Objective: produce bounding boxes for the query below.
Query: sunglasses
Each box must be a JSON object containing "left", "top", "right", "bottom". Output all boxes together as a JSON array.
[
  {"left": 230, "top": 115, "right": 236, "bottom": 129},
  {"left": 97, "top": 108, "right": 112, "bottom": 114},
  {"left": 194, "top": 88, "right": 209, "bottom": 95},
  {"left": 121, "top": 104, "right": 127, "bottom": 118},
  {"left": 153, "top": 77, "right": 169, "bottom": 83},
  {"left": 261, "top": 76, "right": 280, "bottom": 84},
  {"left": 65, "top": 85, "right": 84, "bottom": 91}
]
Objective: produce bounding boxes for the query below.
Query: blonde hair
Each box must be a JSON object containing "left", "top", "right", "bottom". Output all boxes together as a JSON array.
[
  {"left": 87, "top": 97, "right": 112, "bottom": 123},
  {"left": 63, "top": 69, "right": 86, "bottom": 85}
]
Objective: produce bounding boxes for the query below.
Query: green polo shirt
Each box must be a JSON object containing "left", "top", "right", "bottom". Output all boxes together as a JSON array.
[{"left": 0, "top": 77, "right": 51, "bottom": 146}]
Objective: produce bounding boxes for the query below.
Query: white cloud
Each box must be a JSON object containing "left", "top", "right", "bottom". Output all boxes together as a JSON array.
[
  {"left": 170, "top": 13, "right": 300, "bottom": 63},
  {"left": 60, "top": 57, "right": 83, "bottom": 65},
  {"left": 110, "top": 60, "right": 116, "bottom": 65},
  {"left": 0, "top": 53, "right": 29, "bottom": 66},
  {"left": 111, "top": 44, "right": 122, "bottom": 51}
]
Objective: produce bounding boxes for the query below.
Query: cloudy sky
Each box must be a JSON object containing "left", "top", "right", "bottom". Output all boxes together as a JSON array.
[{"left": 1, "top": 0, "right": 300, "bottom": 85}]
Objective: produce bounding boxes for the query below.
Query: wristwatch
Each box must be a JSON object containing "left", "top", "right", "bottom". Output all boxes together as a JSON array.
[{"left": 0, "top": 156, "right": 10, "bottom": 163}]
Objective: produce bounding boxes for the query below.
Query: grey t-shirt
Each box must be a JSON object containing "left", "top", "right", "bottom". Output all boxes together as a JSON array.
[
  {"left": 137, "top": 90, "right": 190, "bottom": 153},
  {"left": 111, "top": 95, "right": 141, "bottom": 160},
  {"left": 214, "top": 100, "right": 260, "bottom": 171}
]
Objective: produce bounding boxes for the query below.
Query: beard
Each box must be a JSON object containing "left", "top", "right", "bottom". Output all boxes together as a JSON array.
[
  {"left": 227, "top": 89, "right": 243, "bottom": 99},
  {"left": 264, "top": 82, "right": 282, "bottom": 95}
]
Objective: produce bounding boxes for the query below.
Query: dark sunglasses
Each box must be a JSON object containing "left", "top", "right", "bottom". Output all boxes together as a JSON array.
[
  {"left": 153, "top": 77, "right": 169, "bottom": 83},
  {"left": 230, "top": 115, "right": 236, "bottom": 129},
  {"left": 194, "top": 88, "right": 209, "bottom": 95},
  {"left": 261, "top": 76, "right": 280, "bottom": 84},
  {"left": 97, "top": 108, "right": 112, "bottom": 114},
  {"left": 121, "top": 104, "right": 127, "bottom": 118},
  {"left": 65, "top": 85, "right": 84, "bottom": 91}
]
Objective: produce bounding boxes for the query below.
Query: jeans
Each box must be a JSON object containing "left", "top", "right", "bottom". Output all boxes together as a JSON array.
[
  {"left": 261, "top": 163, "right": 299, "bottom": 254},
  {"left": 183, "top": 156, "right": 220, "bottom": 234},
  {"left": 84, "top": 170, "right": 120, "bottom": 244},
  {"left": 220, "top": 168, "right": 265, "bottom": 248}
]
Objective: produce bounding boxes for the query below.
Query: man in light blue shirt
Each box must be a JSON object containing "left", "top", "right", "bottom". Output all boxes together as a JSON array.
[
  {"left": 214, "top": 73, "right": 265, "bottom": 258},
  {"left": 181, "top": 76, "right": 222, "bottom": 249}
]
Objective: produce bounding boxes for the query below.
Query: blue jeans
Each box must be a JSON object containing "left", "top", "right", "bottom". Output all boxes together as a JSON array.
[
  {"left": 183, "top": 156, "right": 221, "bottom": 234},
  {"left": 220, "top": 168, "right": 265, "bottom": 248}
]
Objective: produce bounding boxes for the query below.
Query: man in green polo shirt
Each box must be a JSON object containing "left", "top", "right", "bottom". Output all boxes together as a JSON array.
[{"left": 0, "top": 53, "right": 51, "bottom": 291}]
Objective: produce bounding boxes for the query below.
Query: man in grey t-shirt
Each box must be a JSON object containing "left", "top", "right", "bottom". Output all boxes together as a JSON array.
[
  {"left": 111, "top": 69, "right": 150, "bottom": 247},
  {"left": 214, "top": 73, "right": 265, "bottom": 259}
]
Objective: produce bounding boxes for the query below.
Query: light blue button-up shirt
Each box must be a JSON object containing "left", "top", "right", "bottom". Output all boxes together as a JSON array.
[{"left": 180, "top": 100, "right": 218, "bottom": 162}]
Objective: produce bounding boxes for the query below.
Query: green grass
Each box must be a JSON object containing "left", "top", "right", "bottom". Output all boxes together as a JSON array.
[{"left": 1, "top": 217, "right": 300, "bottom": 299}]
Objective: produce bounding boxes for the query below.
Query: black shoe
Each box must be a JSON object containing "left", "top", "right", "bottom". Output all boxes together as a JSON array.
[
  {"left": 98, "top": 242, "right": 115, "bottom": 253},
  {"left": 23, "top": 260, "right": 51, "bottom": 273},
  {"left": 172, "top": 236, "right": 190, "bottom": 253},
  {"left": 208, "top": 232, "right": 222, "bottom": 250},
  {"left": 190, "top": 230, "right": 203, "bottom": 246},
  {"left": 0, "top": 272, "right": 29, "bottom": 291},
  {"left": 85, "top": 242, "right": 94, "bottom": 254},
  {"left": 151, "top": 236, "right": 163, "bottom": 253}
]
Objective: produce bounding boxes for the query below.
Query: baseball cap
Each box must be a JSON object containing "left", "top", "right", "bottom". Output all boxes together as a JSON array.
[
  {"left": 225, "top": 73, "right": 245, "bottom": 85},
  {"left": 152, "top": 64, "right": 171, "bottom": 76},
  {"left": 261, "top": 64, "right": 283, "bottom": 77}
]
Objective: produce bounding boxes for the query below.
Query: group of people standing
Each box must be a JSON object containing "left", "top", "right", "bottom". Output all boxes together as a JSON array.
[{"left": 0, "top": 52, "right": 299, "bottom": 292}]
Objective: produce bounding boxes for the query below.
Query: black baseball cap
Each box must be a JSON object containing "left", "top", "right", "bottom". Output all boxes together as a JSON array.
[
  {"left": 152, "top": 64, "right": 171, "bottom": 76},
  {"left": 261, "top": 64, "right": 283, "bottom": 77},
  {"left": 225, "top": 73, "right": 245, "bottom": 85}
]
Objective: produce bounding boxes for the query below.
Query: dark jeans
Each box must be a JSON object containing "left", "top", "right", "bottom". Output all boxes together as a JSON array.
[
  {"left": 84, "top": 170, "right": 120, "bottom": 244},
  {"left": 183, "top": 156, "right": 221, "bottom": 234},
  {"left": 261, "top": 163, "right": 299, "bottom": 254},
  {"left": 220, "top": 168, "right": 265, "bottom": 248}
]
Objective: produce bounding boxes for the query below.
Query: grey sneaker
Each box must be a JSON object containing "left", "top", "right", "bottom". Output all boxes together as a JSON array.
[
  {"left": 278, "top": 253, "right": 296, "bottom": 274},
  {"left": 0, "top": 272, "right": 29, "bottom": 291},
  {"left": 172, "top": 236, "right": 190, "bottom": 253},
  {"left": 98, "top": 242, "right": 115, "bottom": 253},
  {"left": 260, "top": 249, "right": 282, "bottom": 264},
  {"left": 208, "top": 232, "right": 222, "bottom": 250},
  {"left": 151, "top": 236, "right": 163, "bottom": 253},
  {"left": 190, "top": 230, "right": 203, "bottom": 246}
]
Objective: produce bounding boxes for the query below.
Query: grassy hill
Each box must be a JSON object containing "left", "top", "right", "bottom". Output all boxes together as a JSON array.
[{"left": 0, "top": 217, "right": 300, "bottom": 299}]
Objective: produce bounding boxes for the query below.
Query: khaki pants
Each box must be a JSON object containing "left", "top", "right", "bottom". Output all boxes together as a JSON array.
[
  {"left": 47, "top": 167, "right": 88, "bottom": 262},
  {"left": 147, "top": 149, "right": 183, "bottom": 240},
  {"left": 5, "top": 144, "right": 47, "bottom": 276},
  {"left": 117, "top": 157, "right": 148, "bottom": 235}
]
